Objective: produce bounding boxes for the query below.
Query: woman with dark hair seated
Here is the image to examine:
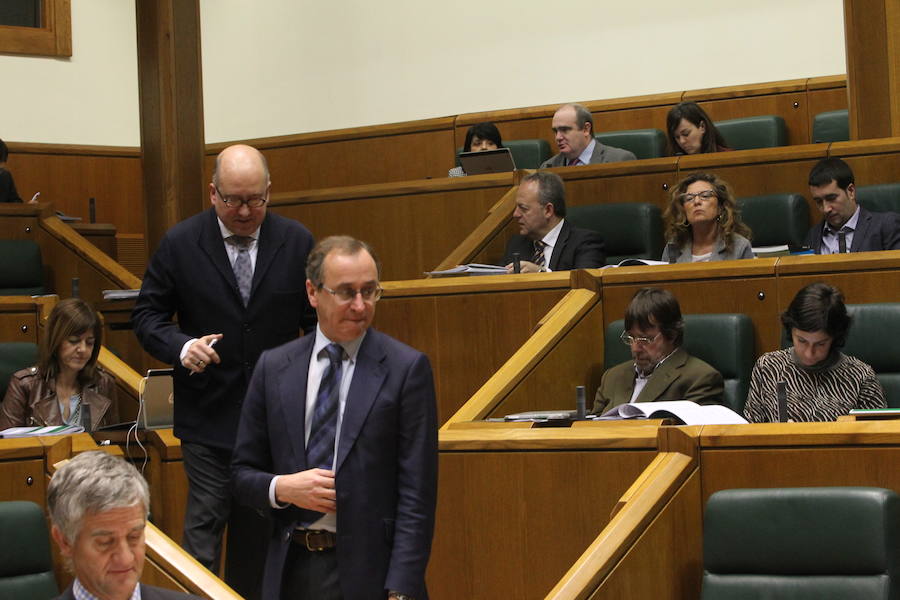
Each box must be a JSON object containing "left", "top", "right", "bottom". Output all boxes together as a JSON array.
[
  {"left": 0, "top": 138, "right": 23, "bottom": 203},
  {"left": 666, "top": 101, "right": 731, "bottom": 156},
  {"left": 448, "top": 122, "right": 504, "bottom": 177},
  {"left": 743, "top": 282, "right": 885, "bottom": 422},
  {"left": 0, "top": 298, "right": 118, "bottom": 431},
  {"left": 661, "top": 171, "right": 753, "bottom": 263}
]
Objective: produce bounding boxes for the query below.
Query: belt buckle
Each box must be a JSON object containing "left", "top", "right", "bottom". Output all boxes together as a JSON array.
[{"left": 304, "top": 530, "right": 328, "bottom": 552}]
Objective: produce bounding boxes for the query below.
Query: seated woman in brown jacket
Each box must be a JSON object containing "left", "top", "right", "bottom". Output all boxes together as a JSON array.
[{"left": 0, "top": 298, "right": 118, "bottom": 431}]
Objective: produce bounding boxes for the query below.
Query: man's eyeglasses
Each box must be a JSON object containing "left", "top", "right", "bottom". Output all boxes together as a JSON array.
[
  {"left": 319, "top": 284, "right": 383, "bottom": 304},
  {"left": 620, "top": 331, "right": 661, "bottom": 347},
  {"left": 678, "top": 190, "right": 717, "bottom": 205},
  {"left": 214, "top": 184, "right": 268, "bottom": 208}
]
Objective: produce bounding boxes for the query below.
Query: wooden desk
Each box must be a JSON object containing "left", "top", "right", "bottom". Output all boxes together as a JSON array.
[{"left": 71, "top": 222, "right": 117, "bottom": 261}]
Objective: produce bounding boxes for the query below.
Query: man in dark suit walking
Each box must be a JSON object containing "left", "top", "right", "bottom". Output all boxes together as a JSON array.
[
  {"left": 805, "top": 156, "right": 900, "bottom": 254},
  {"left": 131, "top": 144, "right": 315, "bottom": 596},
  {"left": 232, "top": 236, "right": 438, "bottom": 600},
  {"left": 503, "top": 171, "right": 606, "bottom": 272}
]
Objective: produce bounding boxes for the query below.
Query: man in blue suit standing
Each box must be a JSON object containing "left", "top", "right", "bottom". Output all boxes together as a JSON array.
[{"left": 232, "top": 235, "right": 438, "bottom": 600}]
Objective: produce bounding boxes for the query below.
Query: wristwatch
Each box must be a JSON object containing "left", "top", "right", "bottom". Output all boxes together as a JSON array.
[{"left": 388, "top": 592, "right": 414, "bottom": 600}]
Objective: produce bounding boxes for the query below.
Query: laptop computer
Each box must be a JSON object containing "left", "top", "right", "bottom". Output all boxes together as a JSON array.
[
  {"left": 457, "top": 148, "right": 516, "bottom": 175},
  {"left": 140, "top": 368, "right": 174, "bottom": 430}
]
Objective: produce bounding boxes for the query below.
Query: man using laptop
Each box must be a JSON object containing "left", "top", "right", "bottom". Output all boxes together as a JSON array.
[{"left": 540, "top": 103, "right": 636, "bottom": 168}]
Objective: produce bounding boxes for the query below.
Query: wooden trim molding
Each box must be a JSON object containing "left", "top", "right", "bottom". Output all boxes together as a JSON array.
[{"left": 0, "top": 0, "right": 71, "bottom": 57}]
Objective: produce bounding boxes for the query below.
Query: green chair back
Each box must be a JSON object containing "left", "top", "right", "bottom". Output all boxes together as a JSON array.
[
  {"left": 844, "top": 303, "right": 900, "bottom": 408},
  {"left": 566, "top": 202, "right": 663, "bottom": 265},
  {"left": 0, "top": 240, "right": 44, "bottom": 296},
  {"left": 595, "top": 129, "right": 666, "bottom": 160},
  {"left": 0, "top": 342, "right": 38, "bottom": 398},
  {"left": 856, "top": 183, "right": 900, "bottom": 214},
  {"left": 604, "top": 313, "right": 755, "bottom": 413},
  {"left": 702, "top": 487, "right": 900, "bottom": 599},
  {"left": 812, "top": 109, "right": 850, "bottom": 143},
  {"left": 715, "top": 115, "right": 788, "bottom": 151},
  {"left": 0, "top": 501, "right": 58, "bottom": 600},
  {"left": 738, "top": 193, "right": 810, "bottom": 248}
]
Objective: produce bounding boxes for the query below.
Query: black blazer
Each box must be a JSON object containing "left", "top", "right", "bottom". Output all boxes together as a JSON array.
[
  {"left": 232, "top": 328, "right": 438, "bottom": 600},
  {"left": 503, "top": 219, "right": 606, "bottom": 270},
  {"left": 132, "top": 208, "right": 316, "bottom": 449},
  {"left": 804, "top": 206, "right": 900, "bottom": 253}
]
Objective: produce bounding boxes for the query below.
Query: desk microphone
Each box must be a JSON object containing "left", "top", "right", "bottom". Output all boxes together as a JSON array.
[
  {"left": 80, "top": 403, "right": 92, "bottom": 431},
  {"left": 776, "top": 381, "right": 788, "bottom": 422},
  {"left": 575, "top": 385, "right": 586, "bottom": 419},
  {"left": 512, "top": 252, "right": 521, "bottom": 274},
  {"left": 665, "top": 242, "right": 679, "bottom": 264}
]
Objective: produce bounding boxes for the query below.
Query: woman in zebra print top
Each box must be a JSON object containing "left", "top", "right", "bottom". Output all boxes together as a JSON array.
[{"left": 744, "top": 282, "right": 886, "bottom": 423}]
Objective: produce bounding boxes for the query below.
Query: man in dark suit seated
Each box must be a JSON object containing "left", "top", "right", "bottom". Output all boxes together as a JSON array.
[
  {"left": 539, "top": 103, "right": 636, "bottom": 168},
  {"left": 593, "top": 287, "right": 723, "bottom": 414},
  {"left": 805, "top": 156, "right": 900, "bottom": 254},
  {"left": 502, "top": 171, "right": 606, "bottom": 273},
  {"left": 49, "top": 451, "right": 201, "bottom": 600},
  {"left": 232, "top": 236, "right": 438, "bottom": 600}
]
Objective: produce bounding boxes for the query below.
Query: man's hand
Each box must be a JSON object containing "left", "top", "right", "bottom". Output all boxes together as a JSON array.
[
  {"left": 275, "top": 469, "right": 336, "bottom": 513},
  {"left": 505, "top": 260, "right": 543, "bottom": 274},
  {"left": 182, "top": 334, "right": 223, "bottom": 374}
]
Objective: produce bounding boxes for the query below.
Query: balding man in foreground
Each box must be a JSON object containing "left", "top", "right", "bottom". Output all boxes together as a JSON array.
[{"left": 132, "top": 144, "right": 316, "bottom": 596}]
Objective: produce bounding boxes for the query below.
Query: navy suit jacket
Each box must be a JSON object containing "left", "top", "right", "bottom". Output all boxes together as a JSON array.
[
  {"left": 503, "top": 219, "right": 606, "bottom": 270},
  {"left": 56, "top": 583, "right": 201, "bottom": 599},
  {"left": 231, "top": 328, "right": 438, "bottom": 600},
  {"left": 132, "top": 208, "right": 316, "bottom": 449},
  {"left": 804, "top": 206, "right": 900, "bottom": 253}
]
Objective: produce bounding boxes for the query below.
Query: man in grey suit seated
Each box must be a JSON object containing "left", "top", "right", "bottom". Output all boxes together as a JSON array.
[
  {"left": 49, "top": 451, "right": 200, "bottom": 600},
  {"left": 540, "top": 103, "right": 637, "bottom": 168},
  {"left": 804, "top": 156, "right": 900, "bottom": 254},
  {"left": 594, "top": 288, "right": 723, "bottom": 414}
]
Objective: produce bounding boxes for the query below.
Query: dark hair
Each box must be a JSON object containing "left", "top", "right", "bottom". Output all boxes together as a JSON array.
[
  {"left": 306, "top": 235, "right": 381, "bottom": 287},
  {"left": 665, "top": 101, "right": 729, "bottom": 156},
  {"left": 38, "top": 298, "right": 104, "bottom": 386},
  {"left": 624, "top": 288, "right": 684, "bottom": 346},
  {"left": 781, "top": 282, "right": 851, "bottom": 349},
  {"left": 808, "top": 157, "right": 854, "bottom": 190},
  {"left": 0, "top": 138, "right": 8, "bottom": 163},
  {"left": 568, "top": 103, "right": 594, "bottom": 134},
  {"left": 521, "top": 170, "right": 566, "bottom": 217},
  {"left": 663, "top": 171, "right": 752, "bottom": 251},
  {"left": 463, "top": 122, "right": 503, "bottom": 152}
]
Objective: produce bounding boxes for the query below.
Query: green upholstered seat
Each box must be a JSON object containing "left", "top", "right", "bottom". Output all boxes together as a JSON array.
[
  {"left": 604, "top": 313, "right": 755, "bottom": 413},
  {"left": 0, "top": 501, "right": 58, "bottom": 600},
  {"left": 856, "top": 183, "right": 900, "bottom": 214},
  {"left": 454, "top": 139, "right": 552, "bottom": 171},
  {"left": 0, "top": 240, "right": 44, "bottom": 296},
  {"left": 844, "top": 303, "right": 900, "bottom": 408},
  {"left": 812, "top": 109, "right": 850, "bottom": 143},
  {"left": 595, "top": 129, "right": 666, "bottom": 160},
  {"left": 0, "top": 342, "right": 38, "bottom": 398},
  {"left": 702, "top": 487, "right": 900, "bottom": 599},
  {"left": 566, "top": 202, "right": 663, "bottom": 265},
  {"left": 738, "top": 193, "right": 810, "bottom": 248},
  {"left": 715, "top": 115, "right": 788, "bottom": 151}
]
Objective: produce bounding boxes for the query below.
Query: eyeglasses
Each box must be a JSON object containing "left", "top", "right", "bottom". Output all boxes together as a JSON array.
[
  {"left": 319, "top": 284, "right": 383, "bottom": 304},
  {"left": 678, "top": 190, "right": 717, "bottom": 205},
  {"left": 214, "top": 185, "right": 268, "bottom": 208},
  {"left": 620, "top": 331, "right": 661, "bottom": 347}
]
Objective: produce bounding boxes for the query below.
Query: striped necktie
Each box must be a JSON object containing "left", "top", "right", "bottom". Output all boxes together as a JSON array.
[
  {"left": 306, "top": 343, "right": 344, "bottom": 471},
  {"left": 532, "top": 240, "right": 547, "bottom": 269}
]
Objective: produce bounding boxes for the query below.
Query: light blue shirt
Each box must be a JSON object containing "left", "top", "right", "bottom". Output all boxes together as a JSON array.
[
  {"left": 571, "top": 139, "right": 596, "bottom": 166},
  {"left": 820, "top": 205, "right": 860, "bottom": 255}
]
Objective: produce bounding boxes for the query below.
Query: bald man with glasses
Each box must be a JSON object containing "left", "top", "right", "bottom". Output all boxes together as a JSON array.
[
  {"left": 593, "top": 287, "right": 723, "bottom": 414},
  {"left": 132, "top": 144, "right": 316, "bottom": 598}
]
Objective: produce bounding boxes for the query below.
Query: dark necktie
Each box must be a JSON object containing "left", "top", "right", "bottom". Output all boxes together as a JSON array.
[
  {"left": 838, "top": 230, "right": 847, "bottom": 254},
  {"left": 306, "top": 343, "right": 344, "bottom": 471},
  {"left": 569, "top": 157, "right": 582, "bottom": 167},
  {"left": 227, "top": 236, "right": 253, "bottom": 305},
  {"left": 532, "top": 240, "right": 546, "bottom": 269}
]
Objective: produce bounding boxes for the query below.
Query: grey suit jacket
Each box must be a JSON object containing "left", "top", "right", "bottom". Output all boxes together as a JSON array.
[
  {"left": 593, "top": 347, "right": 724, "bottom": 414},
  {"left": 660, "top": 234, "right": 754, "bottom": 263},
  {"left": 540, "top": 141, "right": 637, "bottom": 168},
  {"left": 804, "top": 206, "right": 900, "bottom": 253}
]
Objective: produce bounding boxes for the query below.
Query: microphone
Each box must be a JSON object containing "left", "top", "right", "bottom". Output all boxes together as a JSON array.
[
  {"left": 512, "top": 252, "right": 521, "bottom": 274},
  {"left": 666, "top": 242, "right": 679, "bottom": 264},
  {"left": 776, "top": 381, "right": 788, "bottom": 422}
]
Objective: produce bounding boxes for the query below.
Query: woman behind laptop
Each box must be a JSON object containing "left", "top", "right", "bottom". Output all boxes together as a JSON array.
[
  {"left": 449, "top": 122, "right": 504, "bottom": 177},
  {"left": 743, "top": 282, "right": 885, "bottom": 422},
  {"left": 0, "top": 298, "right": 118, "bottom": 431}
]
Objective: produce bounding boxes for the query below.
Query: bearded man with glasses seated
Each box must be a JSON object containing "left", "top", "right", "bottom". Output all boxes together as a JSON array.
[{"left": 593, "top": 287, "right": 724, "bottom": 414}]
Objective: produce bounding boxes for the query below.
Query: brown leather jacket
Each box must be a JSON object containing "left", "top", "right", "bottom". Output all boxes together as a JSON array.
[{"left": 0, "top": 366, "right": 118, "bottom": 431}]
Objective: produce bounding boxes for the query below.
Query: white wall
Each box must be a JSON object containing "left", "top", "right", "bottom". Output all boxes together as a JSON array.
[
  {"left": 0, "top": 0, "right": 139, "bottom": 146},
  {"left": 0, "top": 1, "right": 846, "bottom": 146}
]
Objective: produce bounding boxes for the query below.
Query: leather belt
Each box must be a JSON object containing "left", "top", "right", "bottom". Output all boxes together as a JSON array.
[{"left": 291, "top": 529, "right": 337, "bottom": 551}]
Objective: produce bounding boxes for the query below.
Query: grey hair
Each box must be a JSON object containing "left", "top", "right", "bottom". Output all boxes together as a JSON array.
[
  {"left": 567, "top": 103, "right": 594, "bottom": 133},
  {"left": 47, "top": 451, "right": 150, "bottom": 543},
  {"left": 521, "top": 170, "right": 567, "bottom": 217},
  {"left": 305, "top": 235, "right": 381, "bottom": 287}
]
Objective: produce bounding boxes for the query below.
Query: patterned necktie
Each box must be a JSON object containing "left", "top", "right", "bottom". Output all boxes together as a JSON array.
[
  {"left": 569, "top": 157, "right": 582, "bottom": 167},
  {"left": 532, "top": 240, "right": 547, "bottom": 269},
  {"left": 306, "top": 343, "right": 344, "bottom": 471},
  {"left": 227, "top": 236, "right": 253, "bottom": 305}
]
